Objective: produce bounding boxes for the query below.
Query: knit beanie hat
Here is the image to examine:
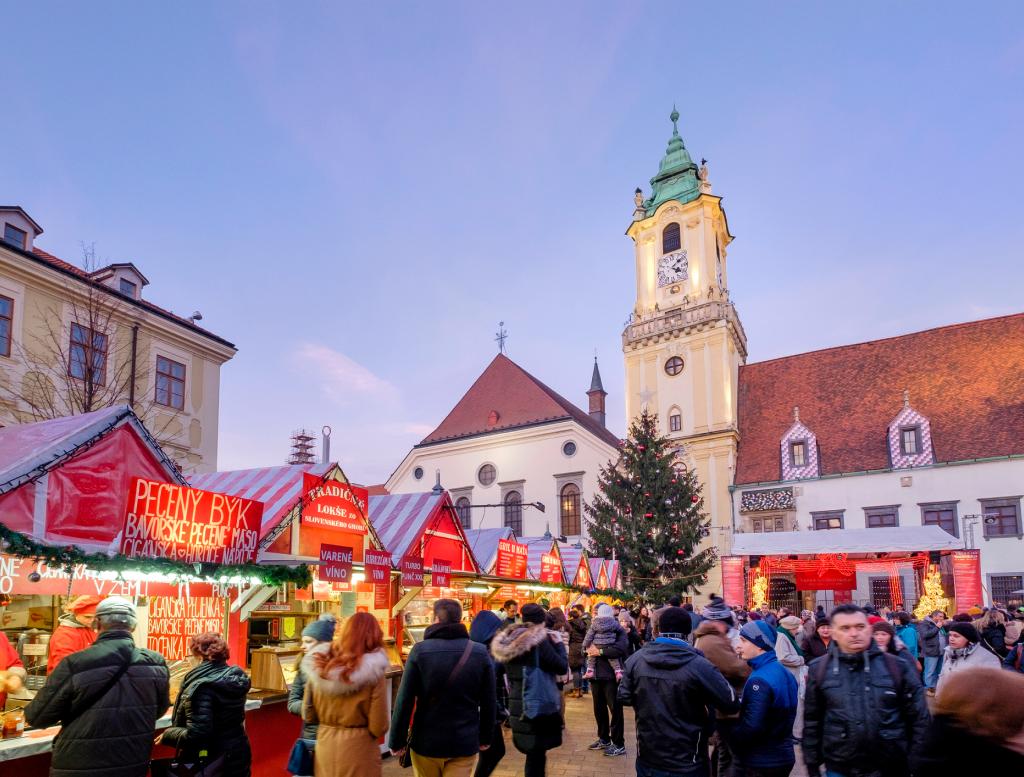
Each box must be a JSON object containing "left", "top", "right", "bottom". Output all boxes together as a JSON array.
[
  {"left": 871, "top": 620, "right": 896, "bottom": 638},
  {"left": 302, "top": 617, "right": 336, "bottom": 643},
  {"left": 780, "top": 615, "right": 802, "bottom": 630},
  {"left": 814, "top": 616, "right": 830, "bottom": 629},
  {"left": 596, "top": 604, "right": 614, "bottom": 619},
  {"left": 747, "top": 611, "right": 762, "bottom": 621},
  {"left": 656, "top": 606, "right": 691, "bottom": 637},
  {"left": 702, "top": 596, "right": 734, "bottom": 623},
  {"left": 947, "top": 622, "right": 980, "bottom": 644},
  {"left": 740, "top": 620, "right": 777, "bottom": 651},
  {"left": 521, "top": 603, "right": 546, "bottom": 625}
]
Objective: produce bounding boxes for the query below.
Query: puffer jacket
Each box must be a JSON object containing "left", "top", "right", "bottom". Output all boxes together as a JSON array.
[
  {"left": 803, "top": 642, "right": 929, "bottom": 776},
  {"left": 161, "top": 659, "right": 252, "bottom": 776},
  {"left": 387, "top": 622, "right": 496, "bottom": 758},
  {"left": 617, "top": 637, "right": 738, "bottom": 773},
  {"left": 721, "top": 651, "right": 797, "bottom": 769},
  {"left": 289, "top": 645, "right": 325, "bottom": 741},
  {"left": 566, "top": 615, "right": 587, "bottom": 670},
  {"left": 25, "top": 630, "right": 170, "bottom": 777},
  {"left": 491, "top": 622, "right": 568, "bottom": 754}
]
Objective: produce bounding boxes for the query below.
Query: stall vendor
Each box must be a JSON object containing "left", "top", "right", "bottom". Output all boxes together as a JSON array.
[
  {"left": 47, "top": 595, "right": 103, "bottom": 672},
  {"left": 0, "top": 629, "right": 26, "bottom": 709}
]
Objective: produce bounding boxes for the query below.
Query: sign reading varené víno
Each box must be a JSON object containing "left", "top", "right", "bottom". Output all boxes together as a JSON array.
[{"left": 121, "top": 477, "right": 264, "bottom": 564}]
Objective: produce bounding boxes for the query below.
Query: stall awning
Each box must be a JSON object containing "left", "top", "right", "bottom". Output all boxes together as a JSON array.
[
  {"left": 558, "top": 544, "right": 592, "bottom": 588},
  {"left": 731, "top": 525, "right": 962, "bottom": 556},
  {"left": 191, "top": 462, "right": 333, "bottom": 540},
  {"left": 464, "top": 527, "right": 515, "bottom": 573}
]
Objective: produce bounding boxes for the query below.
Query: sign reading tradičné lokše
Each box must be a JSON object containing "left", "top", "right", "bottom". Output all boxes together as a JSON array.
[{"left": 120, "top": 477, "right": 263, "bottom": 565}]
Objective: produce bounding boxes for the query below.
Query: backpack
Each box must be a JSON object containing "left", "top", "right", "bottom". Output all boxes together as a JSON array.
[{"left": 812, "top": 649, "right": 904, "bottom": 691}]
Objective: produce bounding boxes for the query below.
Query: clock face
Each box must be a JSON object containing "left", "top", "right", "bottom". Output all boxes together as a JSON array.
[{"left": 658, "top": 250, "right": 688, "bottom": 287}]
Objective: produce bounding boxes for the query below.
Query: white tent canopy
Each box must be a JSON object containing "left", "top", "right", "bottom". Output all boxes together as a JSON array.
[{"left": 731, "top": 525, "right": 962, "bottom": 556}]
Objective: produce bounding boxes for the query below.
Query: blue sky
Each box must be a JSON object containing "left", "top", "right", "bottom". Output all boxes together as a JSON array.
[{"left": 3, "top": 3, "right": 1022, "bottom": 483}]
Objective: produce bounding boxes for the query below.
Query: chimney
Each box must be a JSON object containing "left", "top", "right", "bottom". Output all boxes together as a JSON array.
[{"left": 587, "top": 357, "right": 608, "bottom": 427}]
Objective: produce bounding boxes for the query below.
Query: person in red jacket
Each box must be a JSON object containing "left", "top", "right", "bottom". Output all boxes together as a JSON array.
[
  {"left": 47, "top": 595, "right": 104, "bottom": 672},
  {"left": 0, "top": 630, "right": 27, "bottom": 709}
]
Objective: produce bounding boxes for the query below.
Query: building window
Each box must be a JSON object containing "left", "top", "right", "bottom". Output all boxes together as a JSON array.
[
  {"left": 812, "top": 511, "right": 843, "bottom": 530},
  {"left": 752, "top": 516, "right": 785, "bottom": 533},
  {"left": 865, "top": 506, "right": 899, "bottom": 528},
  {"left": 155, "top": 355, "right": 186, "bottom": 410},
  {"left": 900, "top": 426, "right": 921, "bottom": 455},
  {"left": 790, "top": 440, "right": 807, "bottom": 467},
  {"left": 562, "top": 441, "right": 577, "bottom": 457},
  {"left": 664, "top": 356, "right": 684, "bottom": 376},
  {"left": 503, "top": 490, "right": 523, "bottom": 534},
  {"left": 990, "top": 575, "right": 1024, "bottom": 605},
  {"left": 68, "top": 323, "right": 107, "bottom": 386},
  {"left": 119, "top": 278, "right": 137, "bottom": 297},
  {"left": 455, "top": 497, "right": 472, "bottom": 529},
  {"left": 3, "top": 223, "right": 26, "bottom": 249},
  {"left": 669, "top": 413, "right": 681, "bottom": 432},
  {"left": 413, "top": 466, "right": 424, "bottom": 480},
  {"left": 980, "top": 497, "right": 1023, "bottom": 538},
  {"left": 560, "top": 483, "right": 581, "bottom": 536},
  {"left": 662, "top": 222, "right": 681, "bottom": 254},
  {"left": 0, "top": 295, "right": 12, "bottom": 357},
  {"left": 477, "top": 463, "right": 496, "bottom": 487},
  {"left": 920, "top": 502, "right": 958, "bottom": 537}
]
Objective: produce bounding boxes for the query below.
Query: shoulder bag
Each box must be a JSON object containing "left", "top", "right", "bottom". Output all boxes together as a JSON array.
[{"left": 61, "top": 649, "right": 136, "bottom": 731}]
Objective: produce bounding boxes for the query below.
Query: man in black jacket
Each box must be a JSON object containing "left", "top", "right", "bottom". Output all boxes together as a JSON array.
[
  {"left": 803, "top": 604, "right": 929, "bottom": 777},
  {"left": 916, "top": 610, "right": 945, "bottom": 692},
  {"left": 389, "top": 598, "right": 496, "bottom": 775},
  {"left": 25, "top": 596, "right": 170, "bottom": 777},
  {"left": 618, "top": 606, "right": 738, "bottom": 777},
  {"left": 585, "top": 603, "right": 630, "bottom": 756}
]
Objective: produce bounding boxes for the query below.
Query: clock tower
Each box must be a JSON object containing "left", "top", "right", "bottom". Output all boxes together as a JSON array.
[{"left": 622, "top": 109, "right": 748, "bottom": 595}]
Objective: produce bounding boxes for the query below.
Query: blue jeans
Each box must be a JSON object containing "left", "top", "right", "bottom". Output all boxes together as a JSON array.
[
  {"left": 636, "top": 761, "right": 703, "bottom": 777},
  {"left": 923, "top": 655, "right": 941, "bottom": 688}
]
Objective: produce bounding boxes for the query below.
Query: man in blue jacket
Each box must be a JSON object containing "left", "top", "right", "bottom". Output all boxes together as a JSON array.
[{"left": 721, "top": 620, "right": 797, "bottom": 777}]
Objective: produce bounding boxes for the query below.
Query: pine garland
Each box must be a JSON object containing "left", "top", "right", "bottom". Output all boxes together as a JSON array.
[{"left": 0, "top": 522, "right": 312, "bottom": 588}]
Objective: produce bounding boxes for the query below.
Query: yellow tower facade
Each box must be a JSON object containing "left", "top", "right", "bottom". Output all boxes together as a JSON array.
[{"left": 622, "top": 111, "right": 747, "bottom": 596}]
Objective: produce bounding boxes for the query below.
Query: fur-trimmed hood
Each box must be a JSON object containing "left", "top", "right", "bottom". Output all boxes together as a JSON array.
[
  {"left": 490, "top": 622, "right": 549, "bottom": 663},
  {"left": 303, "top": 646, "right": 390, "bottom": 696}
]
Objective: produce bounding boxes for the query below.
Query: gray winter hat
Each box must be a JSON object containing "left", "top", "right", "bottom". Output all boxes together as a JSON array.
[{"left": 702, "top": 596, "right": 734, "bottom": 623}]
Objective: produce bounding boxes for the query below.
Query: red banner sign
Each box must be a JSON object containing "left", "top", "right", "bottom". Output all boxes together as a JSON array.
[
  {"left": 495, "top": 538, "right": 528, "bottom": 579},
  {"left": 320, "top": 544, "right": 353, "bottom": 583},
  {"left": 121, "top": 477, "right": 263, "bottom": 565},
  {"left": 147, "top": 597, "right": 223, "bottom": 660},
  {"left": 795, "top": 569, "right": 858, "bottom": 591},
  {"left": 952, "top": 549, "right": 983, "bottom": 613},
  {"left": 721, "top": 556, "right": 745, "bottom": 607},
  {"left": 302, "top": 475, "right": 369, "bottom": 535},
  {"left": 401, "top": 556, "right": 424, "bottom": 586},
  {"left": 364, "top": 548, "right": 392, "bottom": 586},
  {"left": 540, "top": 553, "right": 561, "bottom": 583},
  {"left": 432, "top": 559, "right": 452, "bottom": 588}
]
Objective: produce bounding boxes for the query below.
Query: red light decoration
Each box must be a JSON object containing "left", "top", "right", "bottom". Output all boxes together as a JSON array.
[{"left": 644, "top": 513, "right": 653, "bottom": 518}]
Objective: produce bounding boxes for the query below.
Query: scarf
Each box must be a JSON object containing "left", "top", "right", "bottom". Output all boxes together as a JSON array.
[
  {"left": 948, "top": 641, "right": 979, "bottom": 665},
  {"left": 777, "top": 625, "right": 805, "bottom": 657}
]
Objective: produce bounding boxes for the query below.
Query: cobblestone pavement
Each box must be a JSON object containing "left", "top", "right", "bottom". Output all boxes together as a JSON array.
[{"left": 382, "top": 692, "right": 810, "bottom": 776}]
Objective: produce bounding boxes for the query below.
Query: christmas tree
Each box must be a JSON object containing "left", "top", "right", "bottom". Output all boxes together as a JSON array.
[
  {"left": 913, "top": 565, "right": 950, "bottom": 619},
  {"left": 585, "top": 409, "right": 715, "bottom": 600}
]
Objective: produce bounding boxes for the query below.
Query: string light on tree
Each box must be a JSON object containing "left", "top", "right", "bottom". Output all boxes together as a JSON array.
[{"left": 913, "top": 565, "right": 951, "bottom": 619}]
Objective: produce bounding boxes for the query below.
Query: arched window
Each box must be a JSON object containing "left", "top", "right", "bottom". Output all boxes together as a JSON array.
[
  {"left": 503, "top": 490, "right": 523, "bottom": 534},
  {"left": 560, "top": 483, "right": 581, "bottom": 536},
  {"left": 455, "top": 497, "right": 472, "bottom": 529},
  {"left": 662, "top": 222, "right": 681, "bottom": 254}
]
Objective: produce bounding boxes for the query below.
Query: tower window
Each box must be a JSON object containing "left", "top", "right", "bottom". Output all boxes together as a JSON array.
[
  {"left": 503, "top": 490, "right": 523, "bottom": 534},
  {"left": 790, "top": 440, "right": 807, "bottom": 467},
  {"left": 664, "top": 356, "right": 684, "bottom": 376},
  {"left": 478, "top": 463, "right": 496, "bottom": 486},
  {"left": 900, "top": 426, "right": 921, "bottom": 455},
  {"left": 662, "top": 222, "right": 681, "bottom": 254},
  {"left": 669, "top": 413, "right": 681, "bottom": 432}
]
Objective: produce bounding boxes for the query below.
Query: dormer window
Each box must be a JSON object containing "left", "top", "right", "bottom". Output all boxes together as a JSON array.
[
  {"left": 3, "top": 224, "right": 26, "bottom": 249},
  {"left": 900, "top": 426, "right": 920, "bottom": 455},
  {"left": 662, "top": 222, "right": 681, "bottom": 254},
  {"left": 119, "top": 278, "right": 138, "bottom": 297},
  {"left": 790, "top": 440, "right": 807, "bottom": 467}
]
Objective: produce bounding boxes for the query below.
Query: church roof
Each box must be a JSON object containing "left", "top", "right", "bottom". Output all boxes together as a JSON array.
[
  {"left": 642, "top": 108, "right": 700, "bottom": 216},
  {"left": 589, "top": 358, "right": 606, "bottom": 394},
  {"left": 417, "top": 354, "right": 620, "bottom": 448},
  {"left": 735, "top": 313, "right": 1024, "bottom": 484}
]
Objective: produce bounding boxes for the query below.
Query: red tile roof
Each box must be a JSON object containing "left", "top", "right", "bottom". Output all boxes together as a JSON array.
[
  {"left": 735, "top": 313, "right": 1024, "bottom": 484},
  {"left": 419, "top": 354, "right": 620, "bottom": 448},
  {"left": 17, "top": 246, "right": 235, "bottom": 349}
]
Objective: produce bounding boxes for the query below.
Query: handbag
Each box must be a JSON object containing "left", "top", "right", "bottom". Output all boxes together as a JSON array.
[
  {"left": 153, "top": 750, "right": 227, "bottom": 777},
  {"left": 287, "top": 738, "right": 315, "bottom": 775},
  {"left": 398, "top": 640, "right": 475, "bottom": 769}
]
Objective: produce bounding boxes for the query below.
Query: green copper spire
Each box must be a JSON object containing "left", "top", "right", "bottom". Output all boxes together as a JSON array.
[{"left": 643, "top": 106, "right": 700, "bottom": 216}]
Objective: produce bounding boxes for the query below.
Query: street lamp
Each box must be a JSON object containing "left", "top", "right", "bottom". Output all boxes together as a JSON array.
[{"left": 961, "top": 513, "right": 999, "bottom": 549}]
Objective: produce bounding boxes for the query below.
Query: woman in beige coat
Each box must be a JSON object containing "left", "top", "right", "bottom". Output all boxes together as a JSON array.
[{"left": 303, "top": 612, "right": 392, "bottom": 777}]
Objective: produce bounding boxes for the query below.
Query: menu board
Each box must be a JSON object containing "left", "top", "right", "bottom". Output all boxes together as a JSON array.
[
  {"left": 401, "top": 556, "right": 424, "bottom": 586},
  {"left": 495, "top": 538, "right": 528, "bottom": 578},
  {"left": 147, "top": 596, "right": 223, "bottom": 660},
  {"left": 540, "top": 553, "right": 562, "bottom": 583}
]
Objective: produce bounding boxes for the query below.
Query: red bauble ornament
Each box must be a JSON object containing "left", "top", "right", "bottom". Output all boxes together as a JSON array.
[
  {"left": 691, "top": 495, "right": 699, "bottom": 503},
  {"left": 644, "top": 513, "right": 653, "bottom": 518},
  {"left": 676, "top": 549, "right": 684, "bottom": 555}
]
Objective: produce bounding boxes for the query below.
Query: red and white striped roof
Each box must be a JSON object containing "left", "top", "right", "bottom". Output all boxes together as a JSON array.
[{"left": 369, "top": 491, "right": 448, "bottom": 566}]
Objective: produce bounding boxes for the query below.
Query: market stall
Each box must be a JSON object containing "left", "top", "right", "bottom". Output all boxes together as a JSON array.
[
  {"left": 520, "top": 535, "right": 570, "bottom": 609},
  {"left": 369, "top": 490, "right": 482, "bottom": 657},
  {"left": 463, "top": 527, "right": 540, "bottom": 611},
  {"left": 0, "top": 406, "right": 308, "bottom": 777}
]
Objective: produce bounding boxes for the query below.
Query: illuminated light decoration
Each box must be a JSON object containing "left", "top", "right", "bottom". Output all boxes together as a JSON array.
[
  {"left": 644, "top": 513, "right": 653, "bottom": 518},
  {"left": 913, "top": 566, "right": 951, "bottom": 619},
  {"left": 750, "top": 572, "right": 769, "bottom": 609},
  {"left": 465, "top": 585, "right": 491, "bottom": 594}
]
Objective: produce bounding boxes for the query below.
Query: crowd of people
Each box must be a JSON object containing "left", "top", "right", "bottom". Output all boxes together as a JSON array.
[{"left": 12, "top": 592, "right": 1024, "bottom": 777}]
